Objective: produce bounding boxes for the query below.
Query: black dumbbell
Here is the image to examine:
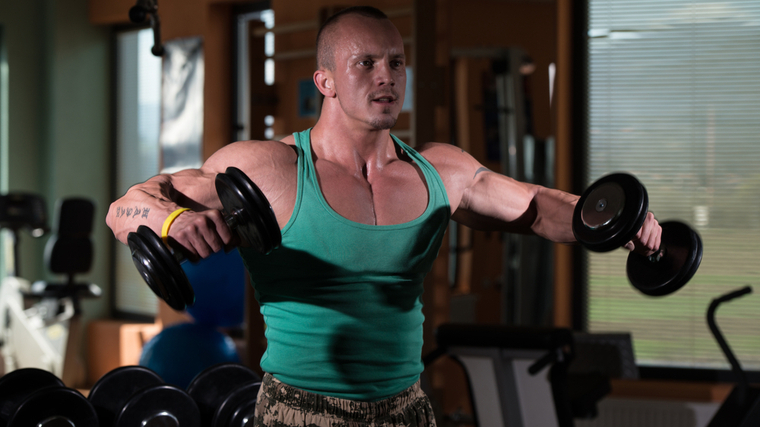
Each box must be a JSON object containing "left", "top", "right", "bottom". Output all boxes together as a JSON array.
[
  {"left": 572, "top": 173, "right": 703, "bottom": 296},
  {"left": 186, "top": 363, "right": 262, "bottom": 427},
  {"left": 127, "top": 166, "right": 281, "bottom": 311},
  {"left": 0, "top": 368, "right": 98, "bottom": 427},
  {"left": 88, "top": 365, "right": 201, "bottom": 427}
]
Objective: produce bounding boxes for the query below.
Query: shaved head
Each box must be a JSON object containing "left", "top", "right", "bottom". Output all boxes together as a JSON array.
[{"left": 316, "top": 6, "right": 389, "bottom": 71}]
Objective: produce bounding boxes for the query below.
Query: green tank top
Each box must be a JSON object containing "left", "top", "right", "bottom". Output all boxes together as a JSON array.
[{"left": 238, "top": 129, "right": 450, "bottom": 401}]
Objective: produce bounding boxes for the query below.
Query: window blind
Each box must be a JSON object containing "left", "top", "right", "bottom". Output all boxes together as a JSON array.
[{"left": 586, "top": 0, "right": 760, "bottom": 370}]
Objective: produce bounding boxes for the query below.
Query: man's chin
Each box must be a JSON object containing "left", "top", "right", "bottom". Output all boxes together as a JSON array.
[{"left": 369, "top": 115, "right": 398, "bottom": 130}]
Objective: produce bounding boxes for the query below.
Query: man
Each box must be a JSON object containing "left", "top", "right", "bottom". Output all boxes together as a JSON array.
[{"left": 107, "top": 6, "right": 661, "bottom": 427}]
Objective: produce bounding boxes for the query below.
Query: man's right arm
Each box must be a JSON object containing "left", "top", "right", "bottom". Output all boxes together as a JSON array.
[
  {"left": 106, "top": 168, "right": 235, "bottom": 259},
  {"left": 106, "top": 138, "right": 298, "bottom": 260}
]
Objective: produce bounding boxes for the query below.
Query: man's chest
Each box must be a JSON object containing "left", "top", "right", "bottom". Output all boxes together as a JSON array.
[{"left": 315, "top": 160, "right": 430, "bottom": 226}]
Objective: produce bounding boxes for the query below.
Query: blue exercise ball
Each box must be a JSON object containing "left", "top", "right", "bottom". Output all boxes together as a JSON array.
[
  {"left": 139, "top": 323, "right": 240, "bottom": 389},
  {"left": 182, "top": 248, "right": 246, "bottom": 327}
]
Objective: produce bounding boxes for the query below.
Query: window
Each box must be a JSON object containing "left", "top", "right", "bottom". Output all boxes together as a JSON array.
[
  {"left": 585, "top": 0, "right": 760, "bottom": 371},
  {"left": 0, "top": 26, "right": 7, "bottom": 279},
  {"left": 112, "top": 28, "right": 162, "bottom": 317}
]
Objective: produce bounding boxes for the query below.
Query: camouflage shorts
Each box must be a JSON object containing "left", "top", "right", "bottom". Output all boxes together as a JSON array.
[{"left": 253, "top": 373, "right": 437, "bottom": 427}]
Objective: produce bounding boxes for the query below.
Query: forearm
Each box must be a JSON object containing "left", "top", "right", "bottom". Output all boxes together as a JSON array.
[
  {"left": 106, "top": 175, "right": 182, "bottom": 244},
  {"left": 529, "top": 186, "right": 579, "bottom": 244},
  {"left": 106, "top": 169, "right": 220, "bottom": 245}
]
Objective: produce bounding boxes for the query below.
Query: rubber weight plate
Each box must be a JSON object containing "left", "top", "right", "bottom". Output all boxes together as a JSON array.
[
  {"left": 186, "top": 363, "right": 261, "bottom": 427},
  {"left": 128, "top": 225, "right": 195, "bottom": 310},
  {"left": 0, "top": 368, "right": 63, "bottom": 423},
  {"left": 215, "top": 167, "right": 281, "bottom": 254},
  {"left": 213, "top": 382, "right": 261, "bottom": 427},
  {"left": 89, "top": 366, "right": 165, "bottom": 427},
  {"left": 626, "top": 221, "right": 703, "bottom": 297},
  {"left": 115, "top": 384, "right": 200, "bottom": 427},
  {"left": 10, "top": 387, "right": 98, "bottom": 427},
  {"left": 573, "top": 173, "right": 649, "bottom": 252}
]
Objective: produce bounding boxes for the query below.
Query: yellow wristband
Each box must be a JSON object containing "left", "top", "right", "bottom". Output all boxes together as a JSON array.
[{"left": 161, "top": 208, "right": 192, "bottom": 245}]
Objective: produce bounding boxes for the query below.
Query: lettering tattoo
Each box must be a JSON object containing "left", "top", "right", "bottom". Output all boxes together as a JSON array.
[
  {"left": 473, "top": 167, "right": 491, "bottom": 180},
  {"left": 114, "top": 206, "right": 150, "bottom": 219}
]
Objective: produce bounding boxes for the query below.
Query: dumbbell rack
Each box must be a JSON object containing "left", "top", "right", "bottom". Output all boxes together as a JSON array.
[{"left": 0, "top": 362, "right": 261, "bottom": 427}]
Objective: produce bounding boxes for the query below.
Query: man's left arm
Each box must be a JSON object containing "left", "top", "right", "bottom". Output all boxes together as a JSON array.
[
  {"left": 453, "top": 166, "right": 579, "bottom": 243},
  {"left": 422, "top": 143, "right": 660, "bottom": 254}
]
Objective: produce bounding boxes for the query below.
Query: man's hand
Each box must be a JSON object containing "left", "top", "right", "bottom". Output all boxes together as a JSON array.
[
  {"left": 166, "top": 210, "right": 241, "bottom": 262},
  {"left": 623, "top": 212, "right": 661, "bottom": 256}
]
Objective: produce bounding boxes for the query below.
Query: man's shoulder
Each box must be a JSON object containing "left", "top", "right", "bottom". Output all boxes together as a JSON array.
[
  {"left": 415, "top": 142, "right": 475, "bottom": 168},
  {"left": 203, "top": 138, "right": 298, "bottom": 175},
  {"left": 414, "top": 142, "right": 484, "bottom": 202},
  {"left": 225, "top": 138, "right": 297, "bottom": 158}
]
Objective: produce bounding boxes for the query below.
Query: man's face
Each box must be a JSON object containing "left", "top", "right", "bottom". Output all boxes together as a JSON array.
[{"left": 329, "top": 16, "right": 406, "bottom": 130}]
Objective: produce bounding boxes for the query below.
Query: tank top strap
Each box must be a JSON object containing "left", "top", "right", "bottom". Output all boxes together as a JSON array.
[
  {"left": 391, "top": 134, "right": 450, "bottom": 211},
  {"left": 293, "top": 129, "right": 450, "bottom": 214}
]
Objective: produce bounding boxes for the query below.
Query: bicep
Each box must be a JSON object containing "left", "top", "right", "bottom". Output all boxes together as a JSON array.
[
  {"left": 420, "top": 143, "right": 538, "bottom": 232},
  {"left": 173, "top": 139, "right": 294, "bottom": 210},
  {"left": 162, "top": 169, "right": 221, "bottom": 211},
  {"left": 453, "top": 171, "right": 539, "bottom": 232}
]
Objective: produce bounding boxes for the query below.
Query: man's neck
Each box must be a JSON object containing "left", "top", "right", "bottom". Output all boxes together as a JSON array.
[{"left": 310, "top": 119, "right": 398, "bottom": 176}]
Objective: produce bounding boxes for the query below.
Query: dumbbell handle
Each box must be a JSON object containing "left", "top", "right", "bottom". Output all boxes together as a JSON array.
[
  {"left": 224, "top": 208, "right": 244, "bottom": 229},
  {"left": 647, "top": 247, "right": 666, "bottom": 263}
]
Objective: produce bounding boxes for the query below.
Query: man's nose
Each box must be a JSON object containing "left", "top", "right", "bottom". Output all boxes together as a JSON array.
[{"left": 375, "top": 62, "right": 395, "bottom": 86}]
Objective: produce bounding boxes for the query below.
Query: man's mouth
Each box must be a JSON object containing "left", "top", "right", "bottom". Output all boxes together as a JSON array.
[{"left": 371, "top": 94, "right": 397, "bottom": 104}]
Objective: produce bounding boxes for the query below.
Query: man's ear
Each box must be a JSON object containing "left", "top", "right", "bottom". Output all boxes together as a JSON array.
[{"left": 314, "top": 69, "right": 335, "bottom": 98}]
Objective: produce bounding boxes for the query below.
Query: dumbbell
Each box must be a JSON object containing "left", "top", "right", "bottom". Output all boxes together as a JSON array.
[
  {"left": 572, "top": 173, "right": 703, "bottom": 296},
  {"left": 0, "top": 368, "right": 98, "bottom": 427},
  {"left": 127, "top": 166, "right": 281, "bottom": 311},
  {"left": 88, "top": 365, "right": 201, "bottom": 427},
  {"left": 186, "top": 363, "right": 262, "bottom": 427}
]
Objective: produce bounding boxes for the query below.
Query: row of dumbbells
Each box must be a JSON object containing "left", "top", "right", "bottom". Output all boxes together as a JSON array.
[{"left": 0, "top": 363, "right": 261, "bottom": 427}]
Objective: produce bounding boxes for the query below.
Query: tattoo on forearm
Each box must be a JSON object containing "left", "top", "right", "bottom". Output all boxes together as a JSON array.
[
  {"left": 473, "top": 167, "right": 491, "bottom": 179},
  {"left": 115, "top": 206, "right": 150, "bottom": 219}
]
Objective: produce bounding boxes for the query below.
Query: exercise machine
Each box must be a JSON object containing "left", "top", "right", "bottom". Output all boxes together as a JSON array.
[
  {"left": 706, "top": 286, "right": 760, "bottom": 427},
  {"left": 0, "top": 197, "right": 100, "bottom": 387},
  {"left": 424, "top": 324, "right": 629, "bottom": 427}
]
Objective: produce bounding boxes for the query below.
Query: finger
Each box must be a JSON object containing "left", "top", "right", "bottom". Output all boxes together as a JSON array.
[
  {"left": 645, "top": 213, "right": 661, "bottom": 252},
  {"left": 205, "top": 209, "right": 238, "bottom": 247},
  {"left": 654, "top": 224, "right": 662, "bottom": 252},
  {"left": 624, "top": 241, "right": 635, "bottom": 251},
  {"left": 641, "top": 221, "right": 656, "bottom": 250},
  {"left": 198, "top": 215, "right": 227, "bottom": 255},
  {"left": 169, "top": 213, "right": 218, "bottom": 260},
  {"left": 640, "top": 213, "right": 659, "bottom": 248}
]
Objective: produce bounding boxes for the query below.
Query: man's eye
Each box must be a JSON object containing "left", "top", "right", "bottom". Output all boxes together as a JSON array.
[{"left": 360, "top": 60, "right": 373, "bottom": 67}]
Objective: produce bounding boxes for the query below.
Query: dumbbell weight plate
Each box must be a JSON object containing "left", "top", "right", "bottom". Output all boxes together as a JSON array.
[
  {"left": 128, "top": 225, "right": 195, "bottom": 311},
  {"left": 215, "top": 167, "right": 281, "bottom": 254},
  {"left": 10, "top": 387, "right": 98, "bottom": 427},
  {"left": 573, "top": 173, "right": 649, "bottom": 252},
  {"left": 186, "top": 363, "right": 261, "bottom": 427},
  {"left": 627, "top": 220, "right": 703, "bottom": 297},
  {"left": 0, "top": 368, "right": 64, "bottom": 423},
  {"left": 89, "top": 365, "right": 166, "bottom": 427},
  {"left": 213, "top": 382, "right": 261, "bottom": 427},
  {"left": 115, "top": 384, "right": 200, "bottom": 427}
]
